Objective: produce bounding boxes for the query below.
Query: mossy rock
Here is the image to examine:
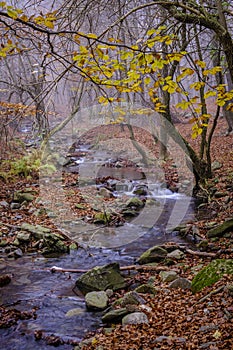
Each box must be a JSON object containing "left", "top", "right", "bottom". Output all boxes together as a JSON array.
[
  {"left": 137, "top": 245, "right": 167, "bottom": 264},
  {"left": 206, "top": 219, "right": 233, "bottom": 238},
  {"left": 76, "top": 263, "right": 126, "bottom": 294},
  {"left": 191, "top": 259, "right": 233, "bottom": 293}
]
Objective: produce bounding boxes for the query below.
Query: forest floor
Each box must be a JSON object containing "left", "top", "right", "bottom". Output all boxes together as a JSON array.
[{"left": 0, "top": 116, "right": 233, "bottom": 349}]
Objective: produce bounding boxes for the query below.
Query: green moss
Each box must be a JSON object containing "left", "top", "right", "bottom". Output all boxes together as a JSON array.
[{"left": 191, "top": 259, "right": 233, "bottom": 293}]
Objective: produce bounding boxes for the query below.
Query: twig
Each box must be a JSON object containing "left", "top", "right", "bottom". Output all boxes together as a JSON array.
[{"left": 194, "top": 285, "right": 224, "bottom": 305}]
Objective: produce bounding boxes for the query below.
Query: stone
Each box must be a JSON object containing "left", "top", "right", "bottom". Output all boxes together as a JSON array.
[
  {"left": 17, "top": 232, "right": 31, "bottom": 242},
  {"left": 85, "top": 291, "right": 108, "bottom": 310},
  {"left": 214, "top": 191, "right": 228, "bottom": 198},
  {"left": 0, "top": 201, "right": 9, "bottom": 208},
  {"left": 211, "top": 160, "right": 222, "bottom": 170},
  {"left": 167, "top": 249, "right": 184, "bottom": 260},
  {"left": 102, "top": 308, "right": 129, "bottom": 323},
  {"left": 191, "top": 259, "right": 233, "bottom": 293},
  {"left": 65, "top": 308, "right": 84, "bottom": 317},
  {"left": 135, "top": 284, "right": 158, "bottom": 295},
  {"left": 126, "top": 197, "right": 144, "bottom": 208},
  {"left": 14, "top": 191, "right": 35, "bottom": 203},
  {"left": 76, "top": 263, "right": 126, "bottom": 294},
  {"left": 99, "top": 187, "right": 113, "bottom": 198},
  {"left": 132, "top": 185, "right": 149, "bottom": 196},
  {"left": 0, "top": 274, "right": 11, "bottom": 287},
  {"left": 137, "top": 245, "right": 167, "bottom": 264},
  {"left": 10, "top": 202, "right": 21, "bottom": 209},
  {"left": 206, "top": 219, "right": 233, "bottom": 238},
  {"left": 94, "top": 212, "right": 111, "bottom": 224},
  {"left": 20, "top": 223, "right": 51, "bottom": 240},
  {"left": 159, "top": 270, "right": 178, "bottom": 282},
  {"left": 226, "top": 284, "right": 233, "bottom": 296},
  {"left": 8, "top": 248, "right": 23, "bottom": 259},
  {"left": 169, "top": 277, "right": 191, "bottom": 290},
  {"left": 122, "top": 312, "right": 148, "bottom": 325},
  {"left": 116, "top": 291, "right": 146, "bottom": 307}
]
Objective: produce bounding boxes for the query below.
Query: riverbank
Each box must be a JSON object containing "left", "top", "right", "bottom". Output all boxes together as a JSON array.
[{"left": 0, "top": 118, "right": 232, "bottom": 349}]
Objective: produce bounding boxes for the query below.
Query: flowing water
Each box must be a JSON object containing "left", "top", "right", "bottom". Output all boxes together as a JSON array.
[{"left": 0, "top": 138, "right": 196, "bottom": 349}]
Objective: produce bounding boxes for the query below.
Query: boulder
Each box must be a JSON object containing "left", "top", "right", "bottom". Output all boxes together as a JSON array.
[
  {"left": 102, "top": 308, "right": 129, "bottom": 323},
  {"left": 159, "top": 270, "right": 178, "bottom": 282},
  {"left": 20, "top": 223, "right": 51, "bottom": 239},
  {"left": 122, "top": 312, "right": 148, "bottom": 325},
  {"left": 99, "top": 187, "right": 113, "bottom": 198},
  {"left": 126, "top": 197, "right": 144, "bottom": 208},
  {"left": 93, "top": 212, "right": 111, "bottom": 224},
  {"left": 206, "top": 219, "right": 233, "bottom": 238},
  {"left": 76, "top": 263, "right": 126, "bottom": 294},
  {"left": 135, "top": 284, "right": 158, "bottom": 295},
  {"left": 13, "top": 191, "right": 35, "bottom": 203},
  {"left": 115, "top": 291, "right": 146, "bottom": 307},
  {"left": 138, "top": 245, "right": 167, "bottom": 264},
  {"left": 167, "top": 249, "right": 184, "bottom": 260},
  {"left": 191, "top": 259, "right": 233, "bottom": 293},
  {"left": 85, "top": 291, "right": 108, "bottom": 310},
  {"left": 169, "top": 277, "right": 191, "bottom": 290}
]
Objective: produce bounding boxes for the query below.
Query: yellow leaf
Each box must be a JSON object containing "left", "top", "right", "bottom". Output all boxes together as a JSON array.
[
  {"left": 213, "top": 330, "right": 221, "bottom": 339},
  {"left": 204, "top": 90, "right": 216, "bottom": 98},
  {"left": 176, "top": 100, "right": 191, "bottom": 110},
  {"left": 144, "top": 77, "right": 151, "bottom": 85},
  {"left": 86, "top": 33, "right": 98, "bottom": 39},
  {"left": 190, "top": 81, "right": 205, "bottom": 91},
  {"left": 7, "top": 8, "right": 18, "bottom": 19},
  {"left": 195, "top": 60, "right": 206, "bottom": 69},
  {"left": 147, "top": 28, "right": 156, "bottom": 36}
]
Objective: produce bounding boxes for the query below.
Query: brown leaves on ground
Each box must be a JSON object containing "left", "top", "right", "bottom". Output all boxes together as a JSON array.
[{"left": 83, "top": 276, "right": 233, "bottom": 350}]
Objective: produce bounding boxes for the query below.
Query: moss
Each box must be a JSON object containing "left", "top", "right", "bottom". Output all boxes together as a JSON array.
[{"left": 191, "top": 259, "right": 233, "bottom": 293}]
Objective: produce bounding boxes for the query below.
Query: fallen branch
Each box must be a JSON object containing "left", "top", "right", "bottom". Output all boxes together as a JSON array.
[
  {"left": 185, "top": 248, "right": 216, "bottom": 258},
  {"left": 50, "top": 264, "right": 179, "bottom": 274},
  {"left": 194, "top": 285, "right": 224, "bottom": 305}
]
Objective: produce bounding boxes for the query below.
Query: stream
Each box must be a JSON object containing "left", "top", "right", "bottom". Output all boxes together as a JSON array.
[{"left": 1, "top": 125, "right": 196, "bottom": 349}]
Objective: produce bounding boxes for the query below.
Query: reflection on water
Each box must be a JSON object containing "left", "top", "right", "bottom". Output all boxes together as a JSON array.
[{"left": 0, "top": 197, "right": 195, "bottom": 349}]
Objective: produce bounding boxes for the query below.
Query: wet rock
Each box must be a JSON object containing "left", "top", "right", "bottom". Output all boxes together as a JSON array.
[
  {"left": 126, "top": 197, "right": 144, "bottom": 208},
  {"left": 65, "top": 308, "right": 84, "bottom": 317},
  {"left": 135, "top": 284, "right": 158, "bottom": 295},
  {"left": 0, "top": 274, "right": 11, "bottom": 287},
  {"left": 102, "top": 308, "right": 129, "bottom": 323},
  {"left": 122, "top": 312, "right": 148, "bottom": 325},
  {"left": 76, "top": 263, "right": 126, "bottom": 294},
  {"left": 98, "top": 187, "right": 113, "bottom": 198},
  {"left": 169, "top": 277, "right": 191, "bottom": 290},
  {"left": 132, "top": 185, "right": 149, "bottom": 196},
  {"left": 137, "top": 245, "right": 168, "bottom": 264},
  {"left": 191, "top": 259, "right": 233, "bottom": 293},
  {"left": 167, "top": 249, "right": 184, "bottom": 260},
  {"left": 121, "top": 209, "right": 138, "bottom": 217},
  {"left": 159, "top": 270, "right": 178, "bottom": 282},
  {"left": 85, "top": 291, "right": 109, "bottom": 310},
  {"left": 206, "top": 218, "right": 233, "bottom": 238},
  {"left": 8, "top": 248, "right": 23, "bottom": 259},
  {"left": 93, "top": 212, "right": 112, "bottom": 224}
]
